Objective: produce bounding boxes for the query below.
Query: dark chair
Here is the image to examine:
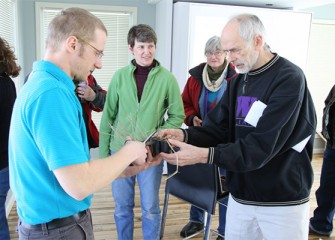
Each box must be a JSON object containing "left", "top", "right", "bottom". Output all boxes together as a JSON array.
[{"left": 160, "top": 163, "right": 229, "bottom": 240}]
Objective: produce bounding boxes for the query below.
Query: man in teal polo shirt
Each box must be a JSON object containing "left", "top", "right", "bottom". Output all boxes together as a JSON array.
[{"left": 9, "top": 7, "right": 153, "bottom": 239}]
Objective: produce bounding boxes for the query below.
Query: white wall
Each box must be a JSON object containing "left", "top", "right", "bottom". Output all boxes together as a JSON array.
[
  {"left": 154, "top": 0, "right": 173, "bottom": 69},
  {"left": 306, "top": 20, "right": 335, "bottom": 132},
  {"left": 171, "top": 2, "right": 312, "bottom": 90}
]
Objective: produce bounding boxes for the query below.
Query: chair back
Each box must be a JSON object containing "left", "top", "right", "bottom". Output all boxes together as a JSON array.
[{"left": 166, "top": 163, "right": 220, "bottom": 215}]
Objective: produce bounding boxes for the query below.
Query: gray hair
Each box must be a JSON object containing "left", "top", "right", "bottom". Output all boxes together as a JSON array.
[
  {"left": 228, "top": 14, "right": 267, "bottom": 48},
  {"left": 204, "top": 36, "right": 223, "bottom": 55}
]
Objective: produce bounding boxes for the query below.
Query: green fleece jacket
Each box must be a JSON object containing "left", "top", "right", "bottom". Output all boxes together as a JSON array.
[{"left": 99, "top": 60, "right": 185, "bottom": 158}]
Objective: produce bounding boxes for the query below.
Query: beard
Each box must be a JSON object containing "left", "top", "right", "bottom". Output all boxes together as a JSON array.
[
  {"left": 234, "top": 50, "right": 259, "bottom": 74},
  {"left": 73, "top": 69, "right": 87, "bottom": 83},
  {"left": 73, "top": 50, "right": 90, "bottom": 82}
]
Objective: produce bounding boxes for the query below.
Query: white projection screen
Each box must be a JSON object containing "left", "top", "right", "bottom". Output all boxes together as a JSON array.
[{"left": 171, "top": 2, "right": 312, "bottom": 90}]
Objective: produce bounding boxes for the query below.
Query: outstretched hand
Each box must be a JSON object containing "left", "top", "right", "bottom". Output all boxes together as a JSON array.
[
  {"left": 121, "top": 144, "right": 163, "bottom": 178},
  {"left": 154, "top": 129, "right": 184, "bottom": 142},
  {"left": 123, "top": 139, "right": 147, "bottom": 166},
  {"left": 159, "top": 139, "right": 209, "bottom": 166}
]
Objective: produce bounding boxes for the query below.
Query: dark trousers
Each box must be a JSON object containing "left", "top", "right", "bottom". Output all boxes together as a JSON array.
[
  {"left": 18, "top": 209, "right": 94, "bottom": 240},
  {"left": 310, "top": 144, "right": 335, "bottom": 234}
]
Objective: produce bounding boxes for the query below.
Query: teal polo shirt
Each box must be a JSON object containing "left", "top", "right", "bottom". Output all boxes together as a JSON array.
[{"left": 9, "top": 61, "right": 92, "bottom": 224}]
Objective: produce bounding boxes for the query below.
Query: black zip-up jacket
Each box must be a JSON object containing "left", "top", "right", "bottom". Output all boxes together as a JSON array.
[
  {"left": 184, "top": 54, "right": 317, "bottom": 206},
  {"left": 0, "top": 73, "right": 16, "bottom": 170},
  {"left": 321, "top": 85, "right": 335, "bottom": 148}
]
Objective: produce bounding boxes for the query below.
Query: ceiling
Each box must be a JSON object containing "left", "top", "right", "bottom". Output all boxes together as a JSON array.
[{"left": 171, "top": 0, "right": 335, "bottom": 9}]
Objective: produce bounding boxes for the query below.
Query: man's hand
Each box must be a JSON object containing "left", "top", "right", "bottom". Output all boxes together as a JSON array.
[
  {"left": 159, "top": 139, "right": 209, "bottom": 166},
  {"left": 121, "top": 147, "right": 163, "bottom": 178},
  {"left": 123, "top": 139, "right": 148, "bottom": 166},
  {"left": 154, "top": 129, "right": 184, "bottom": 142}
]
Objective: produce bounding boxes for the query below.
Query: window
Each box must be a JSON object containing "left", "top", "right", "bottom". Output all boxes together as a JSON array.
[
  {"left": 0, "top": 0, "right": 20, "bottom": 87},
  {"left": 36, "top": 2, "right": 137, "bottom": 128},
  {"left": 0, "top": 0, "right": 17, "bottom": 47}
]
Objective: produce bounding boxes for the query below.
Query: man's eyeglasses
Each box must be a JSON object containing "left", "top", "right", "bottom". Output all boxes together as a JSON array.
[
  {"left": 223, "top": 48, "right": 242, "bottom": 56},
  {"left": 205, "top": 51, "right": 224, "bottom": 58},
  {"left": 77, "top": 37, "right": 104, "bottom": 59}
]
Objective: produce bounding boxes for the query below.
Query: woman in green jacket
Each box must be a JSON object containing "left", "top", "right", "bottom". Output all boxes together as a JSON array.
[{"left": 99, "top": 24, "right": 185, "bottom": 240}]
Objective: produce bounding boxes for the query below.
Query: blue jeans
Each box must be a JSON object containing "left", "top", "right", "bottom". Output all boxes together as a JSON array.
[
  {"left": 189, "top": 167, "right": 228, "bottom": 235},
  {"left": 0, "top": 167, "right": 10, "bottom": 240},
  {"left": 112, "top": 161, "right": 163, "bottom": 240},
  {"left": 310, "top": 144, "right": 335, "bottom": 234}
]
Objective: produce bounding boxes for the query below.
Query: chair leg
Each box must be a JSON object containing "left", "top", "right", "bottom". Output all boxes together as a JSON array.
[
  {"left": 203, "top": 214, "right": 212, "bottom": 240},
  {"left": 160, "top": 192, "right": 170, "bottom": 239}
]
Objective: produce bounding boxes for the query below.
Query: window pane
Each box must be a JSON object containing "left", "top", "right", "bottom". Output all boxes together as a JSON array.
[{"left": 0, "top": 0, "right": 16, "bottom": 46}]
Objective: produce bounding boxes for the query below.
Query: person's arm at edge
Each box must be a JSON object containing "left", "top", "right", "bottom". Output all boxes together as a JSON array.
[{"left": 54, "top": 141, "right": 147, "bottom": 201}]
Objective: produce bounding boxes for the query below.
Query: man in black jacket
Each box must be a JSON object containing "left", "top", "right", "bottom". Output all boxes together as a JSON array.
[
  {"left": 156, "top": 14, "right": 316, "bottom": 239},
  {"left": 309, "top": 85, "right": 335, "bottom": 237}
]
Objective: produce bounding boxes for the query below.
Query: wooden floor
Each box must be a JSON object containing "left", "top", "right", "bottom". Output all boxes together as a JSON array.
[{"left": 8, "top": 153, "right": 335, "bottom": 239}]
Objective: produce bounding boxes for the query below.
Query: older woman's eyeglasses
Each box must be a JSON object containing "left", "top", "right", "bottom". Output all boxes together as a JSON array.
[
  {"left": 77, "top": 37, "right": 104, "bottom": 59},
  {"left": 205, "top": 51, "right": 223, "bottom": 58}
]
